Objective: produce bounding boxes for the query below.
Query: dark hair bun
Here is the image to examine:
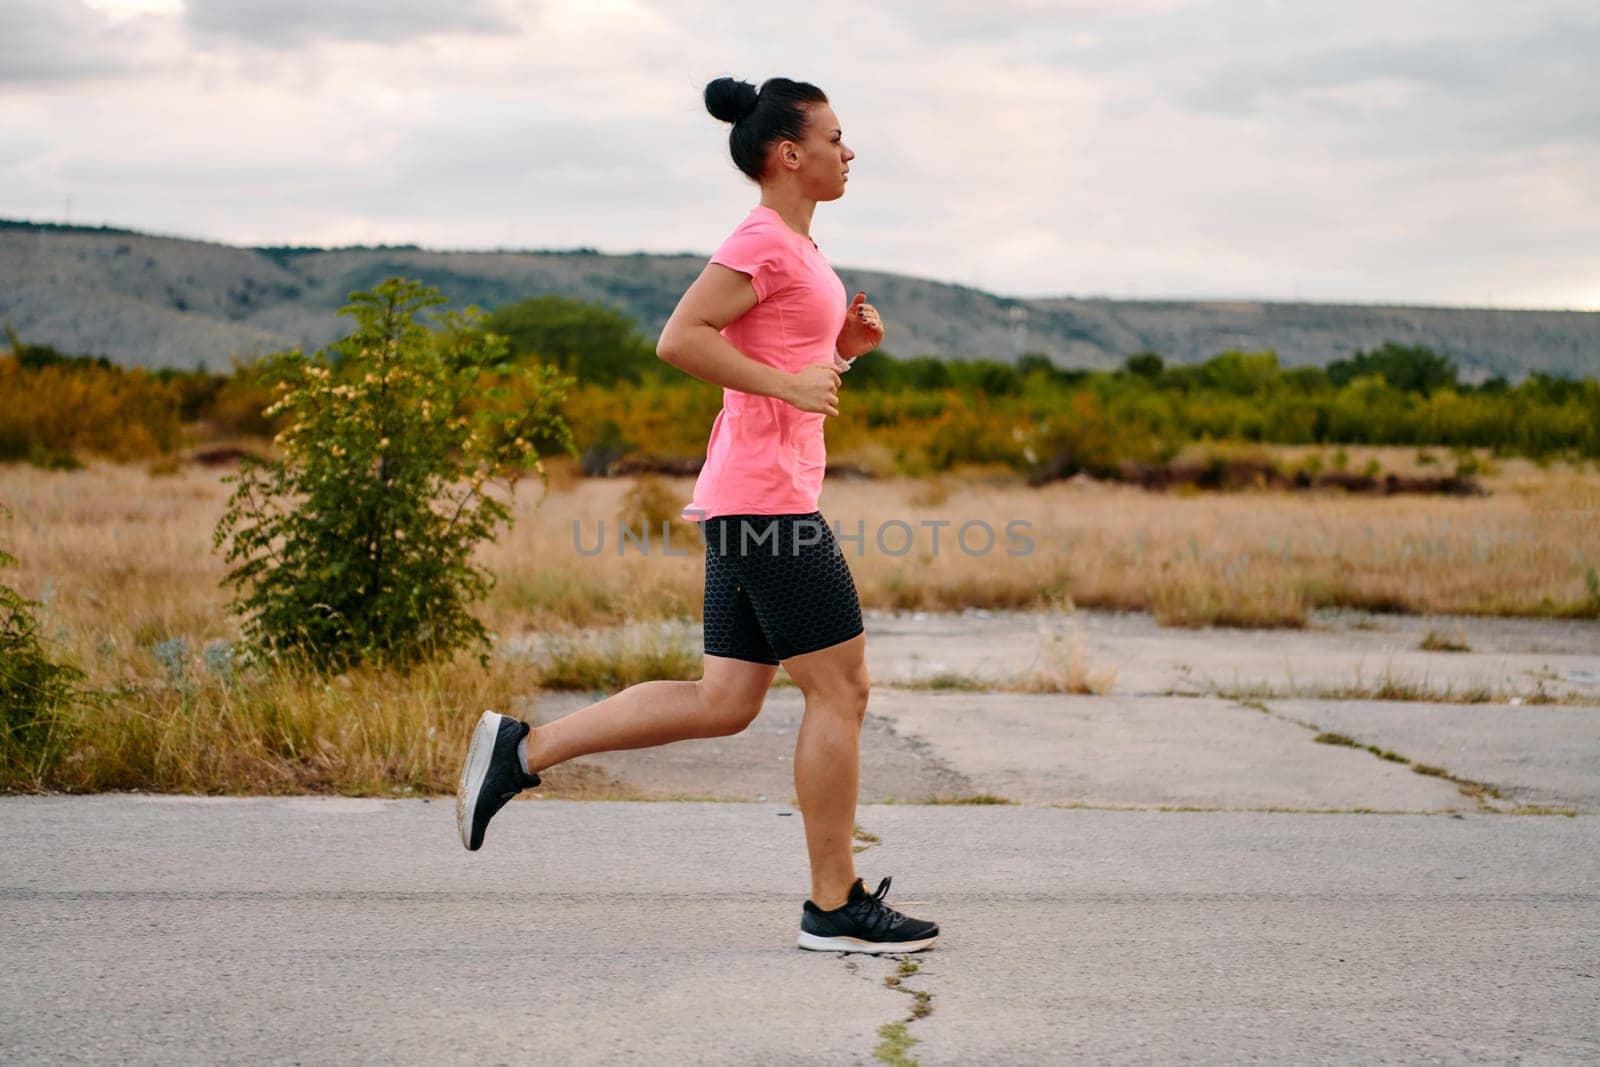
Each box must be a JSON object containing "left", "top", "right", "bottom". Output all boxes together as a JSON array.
[
  {"left": 706, "top": 76, "right": 828, "bottom": 181},
  {"left": 704, "top": 77, "right": 759, "bottom": 124}
]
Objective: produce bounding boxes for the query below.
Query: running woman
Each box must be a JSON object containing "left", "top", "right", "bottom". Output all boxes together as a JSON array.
[{"left": 456, "top": 75, "right": 939, "bottom": 955}]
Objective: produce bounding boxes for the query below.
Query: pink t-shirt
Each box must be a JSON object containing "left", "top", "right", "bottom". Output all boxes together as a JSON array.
[{"left": 681, "top": 205, "right": 848, "bottom": 521}]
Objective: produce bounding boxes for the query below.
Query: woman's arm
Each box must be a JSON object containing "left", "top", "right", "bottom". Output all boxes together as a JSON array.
[{"left": 657, "top": 264, "right": 841, "bottom": 416}]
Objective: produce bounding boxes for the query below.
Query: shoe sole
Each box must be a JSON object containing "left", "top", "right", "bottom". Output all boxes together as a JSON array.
[
  {"left": 456, "top": 710, "right": 504, "bottom": 851},
  {"left": 796, "top": 931, "right": 938, "bottom": 954}
]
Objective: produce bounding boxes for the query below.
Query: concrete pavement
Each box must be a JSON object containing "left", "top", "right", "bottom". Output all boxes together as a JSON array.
[
  {"left": 2, "top": 796, "right": 1597, "bottom": 1064},
  {"left": 5, "top": 607, "right": 1598, "bottom": 1062},
  {"left": 522, "top": 606, "right": 1600, "bottom": 815},
  {"left": 534, "top": 687, "right": 1600, "bottom": 814}
]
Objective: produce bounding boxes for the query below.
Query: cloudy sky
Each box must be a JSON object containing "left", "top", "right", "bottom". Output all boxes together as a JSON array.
[{"left": 4, "top": 0, "right": 1597, "bottom": 309}]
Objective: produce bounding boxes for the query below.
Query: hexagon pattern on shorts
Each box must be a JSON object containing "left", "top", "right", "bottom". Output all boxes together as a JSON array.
[{"left": 702, "top": 512, "right": 864, "bottom": 664}]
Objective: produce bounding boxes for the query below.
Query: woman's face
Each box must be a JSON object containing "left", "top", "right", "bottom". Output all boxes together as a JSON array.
[{"left": 779, "top": 102, "right": 855, "bottom": 201}]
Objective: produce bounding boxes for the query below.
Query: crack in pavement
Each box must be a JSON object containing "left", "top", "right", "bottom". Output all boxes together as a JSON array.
[
  {"left": 837, "top": 818, "right": 937, "bottom": 1065},
  {"left": 866, "top": 709, "right": 979, "bottom": 799},
  {"left": 873, "top": 954, "right": 934, "bottom": 1066},
  {"left": 1236, "top": 698, "right": 1572, "bottom": 814},
  {"left": 834, "top": 952, "right": 936, "bottom": 1067}
]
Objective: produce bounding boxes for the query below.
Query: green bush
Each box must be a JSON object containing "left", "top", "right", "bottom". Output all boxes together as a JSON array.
[
  {"left": 213, "top": 277, "right": 576, "bottom": 672},
  {"left": 1123, "top": 351, "right": 1165, "bottom": 378},
  {"left": 484, "top": 293, "right": 659, "bottom": 385},
  {"left": 1327, "top": 342, "right": 1459, "bottom": 395},
  {"left": 0, "top": 517, "right": 87, "bottom": 790},
  {"left": 1196, "top": 350, "right": 1282, "bottom": 396}
]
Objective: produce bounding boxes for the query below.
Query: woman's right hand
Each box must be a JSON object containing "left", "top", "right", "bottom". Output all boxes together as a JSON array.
[{"left": 785, "top": 363, "right": 842, "bottom": 416}]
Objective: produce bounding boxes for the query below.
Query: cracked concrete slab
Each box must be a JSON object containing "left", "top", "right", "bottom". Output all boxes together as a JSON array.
[
  {"left": 858, "top": 690, "right": 1471, "bottom": 811},
  {"left": 509, "top": 607, "right": 1600, "bottom": 814},
  {"left": 853, "top": 805, "right": 1600, "bottom": 1066},
  {"left": 3, "top": 798, "right": 1595, "bottom": 1065},
  {"left": 525, "top": 689, "right": 1487, "bottom": 812},
  {"left": 1267, "top": 698, "right": 1600, "bottom": 812}
]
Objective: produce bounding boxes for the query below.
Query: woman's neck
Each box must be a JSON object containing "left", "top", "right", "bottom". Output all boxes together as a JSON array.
[{"left": 758, "top": 189, "right": 817, "bottom": 241}]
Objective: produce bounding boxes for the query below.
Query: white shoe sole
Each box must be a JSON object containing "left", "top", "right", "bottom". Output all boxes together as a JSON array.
[
  {"left": 456, "top": 710, "right": 504, "bottom": 850},
  {"left": 797, "top": 931, "right": 938, "bottom": 954}
]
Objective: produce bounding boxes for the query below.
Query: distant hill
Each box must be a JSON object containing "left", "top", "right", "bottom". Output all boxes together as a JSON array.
[{"left": 2, "top": 219, "right": 1595, "bottom": 381}]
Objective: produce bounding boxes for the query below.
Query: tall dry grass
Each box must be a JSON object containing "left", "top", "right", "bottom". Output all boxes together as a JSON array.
[
  {"left": 1, "top": 448, "right": 1595, "bottom": 791},
  {"left": 5, "top": 449, "right": 1597, "bottom": 642},
  {"left": 14, "top": 650, "right": 541, "bottom": 795},
  {"left": 477, "top": 451, "right": 1600, "bottom": 631}
]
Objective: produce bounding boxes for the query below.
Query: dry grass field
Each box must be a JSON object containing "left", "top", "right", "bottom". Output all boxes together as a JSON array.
[{"left": 2, "top": 445, "right": 1595, "bottom": 794}]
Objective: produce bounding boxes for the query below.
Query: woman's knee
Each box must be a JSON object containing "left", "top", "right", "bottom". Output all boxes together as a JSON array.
[
  {"left": 700, "top": 687, "right": 767, "bottom": 736},
  {"left": 801, "top": 662, "right": 870, "bottom": 720},
  {"left": 697, "top": 659, "right": 777, "bottom": 736},
  {"left": 785, "top": 634, "right": 870, "bottom": 715}
]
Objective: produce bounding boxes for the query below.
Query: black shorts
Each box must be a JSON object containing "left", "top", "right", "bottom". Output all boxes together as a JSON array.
[{"left": 701, "top": 511, "right": 865, "bottom": 665}]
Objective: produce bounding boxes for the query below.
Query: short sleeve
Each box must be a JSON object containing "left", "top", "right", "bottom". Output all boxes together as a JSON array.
[{"left": 709, "top": 221, "right": 786, "bottom": 302}]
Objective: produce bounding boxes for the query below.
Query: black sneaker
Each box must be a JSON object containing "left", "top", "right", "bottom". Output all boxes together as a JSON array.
[
  {"left": 456, "top": 710, "right": 541, "bottom": 851},
  {"left": 798, "top": 875, "right": 939, "bottom": 953}
]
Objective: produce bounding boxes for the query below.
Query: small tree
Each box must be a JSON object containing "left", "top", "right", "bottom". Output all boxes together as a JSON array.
[
  {"left": 213, "top": 278, "right": 576, "bottom": 672},
  {"left": 1327, "top": 342, "right": 1459, "bottom": 396},
  {"left": 484, "top": 293, "right": 659, "bottom": 385},
  {"left": 1123, "top": 351, "right": 1165, "bottom": 379}
]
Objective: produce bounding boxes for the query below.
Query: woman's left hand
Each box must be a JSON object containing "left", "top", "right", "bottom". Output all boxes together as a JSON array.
[{"left": 836, "top": 291, "right": 885, "bottom": 359}]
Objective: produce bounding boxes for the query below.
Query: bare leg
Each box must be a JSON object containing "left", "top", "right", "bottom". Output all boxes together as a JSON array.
[
  {"left": 522, "top": 655, "right": 777, "bottom": 774},
  {"left": 783, "top": 631, "right": 870, "bottom": 912}
]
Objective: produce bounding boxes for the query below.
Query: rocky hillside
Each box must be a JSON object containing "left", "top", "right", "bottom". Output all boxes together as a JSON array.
[{"left": 2, "top": 219, "right": 1595, "bottom": 381}]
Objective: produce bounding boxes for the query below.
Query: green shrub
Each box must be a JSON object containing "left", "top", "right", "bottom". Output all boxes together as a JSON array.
[
  {"left": 1197, "top": 350, "right": 1282, "bottom": 396},
  {"left": 484, "top": 293, "right": 659, "bottom": 385},
  {"left": 1123, "top": 351, "right": 1164, "bottom": 378},
  {"left": 0, "top": 517, "right": 88, "bottom": 790},
  {"left": 213, "top": 277, "right": 576, "bottom": 672},
  {"left": 1327, "top": 342, "right": 1459, "bottom": 395}
]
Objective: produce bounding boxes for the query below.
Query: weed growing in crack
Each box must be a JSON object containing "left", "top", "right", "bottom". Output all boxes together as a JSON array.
[
  {"left": 1210, "top": 675, "right": 1582, "bottom": 706},
  {"left": 1314, "top": 732, "right": 1409, "bottom": 762},
  {"left": 875, "top": 1022, "right": 919, "bottom": 1067},
  {"left": 1504, "top": 804, "right": 1579, "bottom": 817},
  {"left": 1409, "top": 764, "right": 1502, "bottom": 803},
  {"left": 1266, "top": 704, "right": 1521, "bottom": 813},
  {"left": 875, "top": 954, "right": 934, "bottom": 1066}
]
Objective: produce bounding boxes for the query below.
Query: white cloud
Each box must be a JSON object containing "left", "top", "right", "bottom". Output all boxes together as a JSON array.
[
  {"left": 182, "top": 0, "right": 520, "bottom": 47},
  {"left": 0, "top": 0, "right": 184, "bottom": 82},
  {"left": 0, "top": 0, "right": 1596, "bottom": 308},
  {"left": 83, "top": 0, "right": 183, "bottom": 13}
]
